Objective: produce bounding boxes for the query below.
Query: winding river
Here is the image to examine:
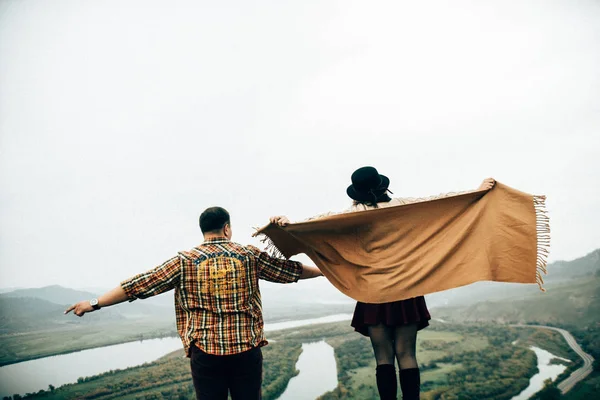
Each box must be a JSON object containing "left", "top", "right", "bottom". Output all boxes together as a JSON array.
[
  {"left": 278, "top": 341, "right": 338, "bottom": 400},
  {"left": 511, "top": 346, "right": 570, "bottom": 400}
]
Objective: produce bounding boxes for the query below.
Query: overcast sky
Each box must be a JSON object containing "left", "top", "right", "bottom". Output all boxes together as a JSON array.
[{"left": 1, "top": 0, "right": 599, "bottom": 289}]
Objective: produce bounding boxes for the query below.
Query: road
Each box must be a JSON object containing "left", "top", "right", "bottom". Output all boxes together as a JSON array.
[{"left": 511, "top": 324, "right": 595, "bottom": 394}]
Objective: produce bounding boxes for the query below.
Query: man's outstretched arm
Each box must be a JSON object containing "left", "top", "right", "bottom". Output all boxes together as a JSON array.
[
  {"left": 64, "top": 285, "right": 129, "bottom": 317},
  {"left": 64, "top": 255, "right": 182, "bottom": 317},
  {"left": 250, "top": 245, "right": 323, "bottom": 283},
  {"left": 299, "top": 265, "right": 324, "bottom": 280}
]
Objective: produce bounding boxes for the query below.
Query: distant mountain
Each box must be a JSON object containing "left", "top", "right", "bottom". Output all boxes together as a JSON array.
[
  {"left": 0, "top": 296, "right": 126, "bottom": 334},
  {"left": 426, "top": 248, "right": 600, "bottom": 308},
  {"left": 75, "top": 286, "right": 176, "bottom": 309},
  {"left": 434, "top": 275, "right": 600, "bottom": 326},
  {"left": 431, "top": 248, "right": 600, "bottom": 326},
  {"left": 0, "top": 285, "right": 174, "bottom": 329},
  {"left": 0, "top": 297, "right": 65, "bottom": 332},
  {"left": 0, "top": 284, "right": 173, "bottom": 308},
  {"left": 545, "top": 248, "right": 600, "bottom": 281},
  {"left": 0, "top": 287, "right": 24, "bottom": 294},
  {"left": 0, "top": 285, "right": 98, "bottom": 306}
]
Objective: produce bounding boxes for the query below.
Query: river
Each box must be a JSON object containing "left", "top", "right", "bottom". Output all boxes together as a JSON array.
[
  {"left": 278, "top": 341, "right": 338, "bottom": 400},
  {"left": 0, "top": 314, "right": 352, "bottom": 398},
  {"left": 511, "top": 346, "right": 570, "bottom": 400},
  {"left": 0, "top": 337, "right": 183, "bottom": 398}
]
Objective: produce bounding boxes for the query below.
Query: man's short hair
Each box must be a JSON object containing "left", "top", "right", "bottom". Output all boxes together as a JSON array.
[{"left": 199, "top": 207, "right": 231, "bottom": 233}]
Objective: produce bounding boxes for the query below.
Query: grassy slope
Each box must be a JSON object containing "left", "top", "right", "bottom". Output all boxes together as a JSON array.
[
  {"left": 434, "top": 276, "right": 600, "bottom": 326},
  {"left": 327, "top": 329, "right": 480, "bottom": 400},
  {"left": 434, "top": 275, "right": 600, "bottom": 399},
  {"left": 318, "top": 321, "right": 578, "bottom": 400}
]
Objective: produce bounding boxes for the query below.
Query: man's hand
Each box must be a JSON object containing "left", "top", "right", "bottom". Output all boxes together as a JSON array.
[
  {"left": 64, "top": 301, "right": 95, "bottom": 317},
  {"left": 269, "top": 216, "right": 290, "bottom": 227},
  {"left": 64, "top": 286, "right": 129, "bottom": 317},
  {"left": 477, "top": 178, "right": 496, "bottom": 191}
]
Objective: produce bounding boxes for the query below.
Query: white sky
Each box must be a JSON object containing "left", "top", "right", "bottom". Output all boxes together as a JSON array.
[{"left": 1, "top": 0, "right": 599, "bottom": 288}]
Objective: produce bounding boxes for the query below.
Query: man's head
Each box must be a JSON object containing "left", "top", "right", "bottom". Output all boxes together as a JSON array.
[{"left": 199, "top": 206, "right": 232, "bottom": 239}]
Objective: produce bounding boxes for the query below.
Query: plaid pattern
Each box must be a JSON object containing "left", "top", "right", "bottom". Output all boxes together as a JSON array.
[{"left": 121, "top": 237, "right": 302, "bottom": 356}]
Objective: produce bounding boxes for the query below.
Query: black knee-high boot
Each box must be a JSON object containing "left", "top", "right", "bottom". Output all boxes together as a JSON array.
[
  {"left": 375, "top": 364, "right": 397, "bottom": 400},
  {"left": 399, "top": 368, "right": 420, "bottom": 400}
]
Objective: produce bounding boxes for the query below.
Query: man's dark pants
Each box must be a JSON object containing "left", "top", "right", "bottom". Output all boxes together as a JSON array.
[{"left": 190, "top": 345, "right": 263, "bottom": 400}]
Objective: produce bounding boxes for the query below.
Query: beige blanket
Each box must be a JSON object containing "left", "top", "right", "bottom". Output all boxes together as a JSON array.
[{"left": 256, "top": 182, "right": 549, "bottom": 303}]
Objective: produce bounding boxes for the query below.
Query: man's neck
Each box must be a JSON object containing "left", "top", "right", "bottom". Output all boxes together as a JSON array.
[{"left": 203, "top": 233, "right": 228, "bottom": 241}]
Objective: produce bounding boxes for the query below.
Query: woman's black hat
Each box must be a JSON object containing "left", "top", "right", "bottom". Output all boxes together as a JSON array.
[{"left": 346, "top": 166, "right": 390, "bottom": 202}]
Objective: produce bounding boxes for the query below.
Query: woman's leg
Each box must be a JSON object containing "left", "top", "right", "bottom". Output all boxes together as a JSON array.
[
  {"left": 368, "top": 324, "right": 397, "bottom": 400},
  {"left": 368, "top": 323, "right": 396, "bottom": 365},
  {"left": 394, "top": 323, "right": 420, "bottom": 400},
  {"left": 393, "top": 323, "right": 418, "bottom": 369}
]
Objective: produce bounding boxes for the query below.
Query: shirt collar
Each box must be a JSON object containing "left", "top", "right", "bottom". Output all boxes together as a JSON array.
[{"left": 203, "top": 237, "right": 230, "bottom": 244}]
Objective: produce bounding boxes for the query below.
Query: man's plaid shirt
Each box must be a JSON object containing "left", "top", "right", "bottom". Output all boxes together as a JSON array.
[{"left": 121, "top": 237, "right": 302, "bottom": 356}]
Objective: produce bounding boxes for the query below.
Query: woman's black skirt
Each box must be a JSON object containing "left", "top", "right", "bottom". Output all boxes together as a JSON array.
[{"left": 350, "top": 296, "right": 431, "bottom": 337}]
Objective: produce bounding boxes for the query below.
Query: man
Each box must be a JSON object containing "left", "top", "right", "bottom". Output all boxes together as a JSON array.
[{"left": 65, "top": 206, "right": 323, "bottom": 400}]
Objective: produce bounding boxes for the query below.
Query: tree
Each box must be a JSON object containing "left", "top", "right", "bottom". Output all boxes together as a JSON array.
[{"left": 533, "top": 379, "right": 562, "bottom": 400}]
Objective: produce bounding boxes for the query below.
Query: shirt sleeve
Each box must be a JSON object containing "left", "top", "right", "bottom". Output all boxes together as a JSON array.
[
  {"left": 247, "top": 245, "right": 302, "bottom": 283},
  {"left": 120, "top": 255, "right": 181, "bottom": 300}
]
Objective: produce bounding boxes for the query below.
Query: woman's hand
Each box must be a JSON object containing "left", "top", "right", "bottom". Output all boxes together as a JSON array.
[
  {"left": 269, "top": 216, "right": 291, "bottom": 226},
  {"left": 478, "top": 178, "right": 496, "bottom": 191}
]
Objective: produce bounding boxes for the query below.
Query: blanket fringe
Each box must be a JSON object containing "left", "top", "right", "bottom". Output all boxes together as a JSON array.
[
  {"left": 254, "top": 229, "right": 287, "bottom": 259},
  {"left": 534, "top": 195, "right": 550, "bottom": 292}
]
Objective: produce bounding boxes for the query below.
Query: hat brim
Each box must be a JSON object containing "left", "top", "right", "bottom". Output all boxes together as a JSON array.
[{"left": 346, "top": 175, "right": 390, "bottom": 202}]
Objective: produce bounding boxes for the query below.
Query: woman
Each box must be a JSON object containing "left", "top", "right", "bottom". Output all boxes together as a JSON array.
[{"left": 270, "top": 166, "right": 495, "bottom": 400}]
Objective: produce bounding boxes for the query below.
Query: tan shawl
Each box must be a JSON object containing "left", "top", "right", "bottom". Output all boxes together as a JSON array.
[{"left": 255, "top": 182, "right": 549, "bottom": 303}]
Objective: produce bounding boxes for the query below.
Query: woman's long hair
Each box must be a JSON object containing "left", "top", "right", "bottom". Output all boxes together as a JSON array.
[{"left": 353, "top": 191, "right": 392, "bottom": 208}]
